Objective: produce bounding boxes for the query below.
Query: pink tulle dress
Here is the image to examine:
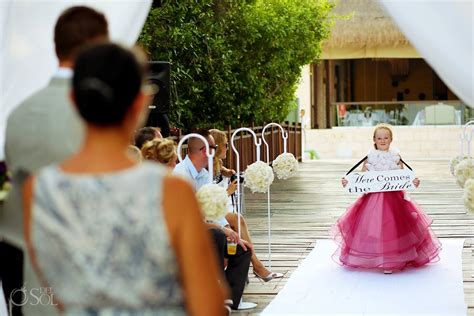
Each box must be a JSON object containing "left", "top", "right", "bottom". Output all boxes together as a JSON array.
[{"left": 332, "top": 149, "right": 441, "bottom": 271}]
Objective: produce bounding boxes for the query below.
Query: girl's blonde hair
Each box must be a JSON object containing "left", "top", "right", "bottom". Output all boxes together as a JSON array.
[
  {"left": 141, "top": 138, "right": 177, "bottom": 165},
  {"left": 373, "top": 124, "right": 393, "bottom": 149},
  {"left": 209, "top": 129, "right": 227, "bottom": 176}
]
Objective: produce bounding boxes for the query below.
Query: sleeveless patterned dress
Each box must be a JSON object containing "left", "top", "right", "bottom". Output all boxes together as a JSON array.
[{"left": 31, "top": 162, "right": 186, "bottom": 315}]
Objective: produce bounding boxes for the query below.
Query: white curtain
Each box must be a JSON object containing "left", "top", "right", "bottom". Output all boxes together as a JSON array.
[
  {"left": 0, "top": 0, "right": 152, "bottom": 159},
  {"left": 379, "top": 0, "right": 473, "bottom": 108}
]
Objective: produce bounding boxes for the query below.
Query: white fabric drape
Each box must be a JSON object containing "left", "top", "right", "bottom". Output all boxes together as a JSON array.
[
  {"left": 379, "top": 0, "right": 473, "bottom": 108},
  {"left": 0, "top": 0, "right": 152, "bottom": 159}
]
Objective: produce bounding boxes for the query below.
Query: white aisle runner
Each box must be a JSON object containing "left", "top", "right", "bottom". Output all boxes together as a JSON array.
[{"left": 262, "top": 239, "right": 467, "bottom": 316}]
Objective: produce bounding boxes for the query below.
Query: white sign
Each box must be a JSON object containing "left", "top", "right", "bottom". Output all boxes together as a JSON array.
[{"left": 345, "top": 169, "right": 415, "bottom": 194}]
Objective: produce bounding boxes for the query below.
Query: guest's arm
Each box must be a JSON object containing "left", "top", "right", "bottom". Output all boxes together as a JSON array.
[
  {"left": 220, "top": 166, "right": 235, "bottom": 178},
  {"left": 163, "top": 176, "right": 228, "bottom": 316},
  {"left": 22, "top": 176, "right": 65, "bottom": 311}
]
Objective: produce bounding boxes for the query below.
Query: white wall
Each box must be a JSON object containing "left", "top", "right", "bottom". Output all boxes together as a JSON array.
[
  {"left": 295, "top": 64, "right": 311, "bottom": 125},
  {"left": 306, "top": 126, "right": 464, "bottom": 159}
]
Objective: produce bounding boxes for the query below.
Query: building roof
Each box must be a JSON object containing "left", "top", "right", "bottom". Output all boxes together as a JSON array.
[
  {"left": 322, "top": 0, "right": 419, "bottom": 58},
  {"left": 326, "top": 0, "right": 409, "bottom": 48}
]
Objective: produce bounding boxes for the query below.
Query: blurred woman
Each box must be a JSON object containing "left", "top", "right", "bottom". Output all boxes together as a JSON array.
[
  {"left": 127, "top": 144, "right": 142, "bottom": 162},
  {"left": 22, "top": 43, "right": 227, "bottom": 315}
]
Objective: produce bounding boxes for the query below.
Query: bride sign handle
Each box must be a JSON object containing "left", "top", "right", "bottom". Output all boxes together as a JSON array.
[
  {"left": 231, "top": 128, "right": 262, "bottom": 238},
  {"left": 177, "top": 133, "right": 215, "bottom": 183}
]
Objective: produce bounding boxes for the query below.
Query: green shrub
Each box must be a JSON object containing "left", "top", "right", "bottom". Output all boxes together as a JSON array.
[{"left": 138, "top": 0, "right": 333, "bottom": 131}]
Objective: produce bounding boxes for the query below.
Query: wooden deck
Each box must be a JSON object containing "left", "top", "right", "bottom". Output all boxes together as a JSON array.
[{"left": 236, "top": 159, "right": 474, "bottom": 315}]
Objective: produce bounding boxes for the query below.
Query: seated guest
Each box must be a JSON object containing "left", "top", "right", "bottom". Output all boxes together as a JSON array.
[
  {"left": 127, "top": 145, "right": 142, "bottom": 162},
  {"left": 174, "top": 130, "right": 256, "bottom": 310},
  {"left": 141, "top": 138, "right": 178, "bottom": 168},
  {"left": 210, "top": 129, "right": 284, "bottom": 282},
  {"left": 22, "top": 44, "right": 226, "bottom": 315},
  {"left": 134, "top": 126, "right": 162, "bottom": 149}
]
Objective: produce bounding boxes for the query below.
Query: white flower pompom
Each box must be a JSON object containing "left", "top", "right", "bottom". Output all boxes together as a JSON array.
[
  {"left": 454, "top": 158, "right": 474, "bottom": 187},
  {"left": 196, "top": 184, "right": 229, "bottom": 221},
  {"left": 272, "top": 153, "right": 299, "bottom": 179},
  {"left": 450, "top": 155, "right": 469, "bottom": 176},
  {"left": 463, "top": 179, "right": 474, "bottom": 213},
  {"left": 244, "top": 161, "right": 274, "bottom": 193}
]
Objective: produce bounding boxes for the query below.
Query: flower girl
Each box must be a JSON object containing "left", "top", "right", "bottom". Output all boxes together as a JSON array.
[{"left": 333, "top": 124, "right": 441, "bottom": 273}]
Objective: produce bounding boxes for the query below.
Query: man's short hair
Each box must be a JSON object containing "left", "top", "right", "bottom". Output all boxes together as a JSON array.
[
  {"left": 54, "top": 6, "right": 109, "bottom": 61},
  {"left": 188, "top": 129, "right": 211, "bottom": 154},
  {"left": 135, "top": 127, "right": 160, "bottom": 149}
]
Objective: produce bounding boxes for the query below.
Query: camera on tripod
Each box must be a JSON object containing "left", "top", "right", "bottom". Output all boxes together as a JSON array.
[{"left": 230, "top": 172, "right": 245, "bottom": 184}]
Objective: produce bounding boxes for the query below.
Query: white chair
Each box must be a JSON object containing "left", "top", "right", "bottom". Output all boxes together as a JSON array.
[{"left": 424, "top": 103, "right": 456, "bottom": 125}]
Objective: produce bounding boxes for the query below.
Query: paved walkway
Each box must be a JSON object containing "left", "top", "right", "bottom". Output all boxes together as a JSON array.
[{"left": 236, "top": 159, "right": 474, "bottom": 315}]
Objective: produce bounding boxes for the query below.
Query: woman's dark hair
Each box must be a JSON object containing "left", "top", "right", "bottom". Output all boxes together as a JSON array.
[{"left": 73, "top": 43, "right": 146, "bottom": 126}]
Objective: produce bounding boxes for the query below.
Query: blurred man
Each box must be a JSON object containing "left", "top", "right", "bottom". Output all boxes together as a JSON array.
[{"left": 2, "top": 6, "right": 109, "bottom": 315}]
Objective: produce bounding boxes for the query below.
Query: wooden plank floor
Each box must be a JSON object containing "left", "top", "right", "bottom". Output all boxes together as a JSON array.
[{"left": 235, "top": 159, "right": 474, "bottom": 315}]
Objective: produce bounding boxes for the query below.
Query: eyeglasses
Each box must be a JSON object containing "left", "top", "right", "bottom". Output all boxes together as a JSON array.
[{"left": 200, "top": 145, "right": 218, "bottom": 151}]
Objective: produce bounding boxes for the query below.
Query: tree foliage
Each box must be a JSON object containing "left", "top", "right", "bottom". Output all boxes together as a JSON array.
[{"left": 138, "top": 0, "right": 334, "bottom": 131}]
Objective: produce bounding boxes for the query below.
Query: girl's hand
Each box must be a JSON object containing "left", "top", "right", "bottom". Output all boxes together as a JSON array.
[
  {"left": 413, "top": 178, "right": 420, "bottom": 188},
  {"left": 362, "top": 161, "right": 368, "bottom": 172},
  {"left": 341, "top": 178, "right": 348, "bottom": 187}
]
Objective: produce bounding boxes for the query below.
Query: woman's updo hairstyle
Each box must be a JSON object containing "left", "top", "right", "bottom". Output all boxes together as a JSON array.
[
  {"left": 73, "top": 43, "right": 146, "bottom": 126},
  {"left": 141, "top": 138, "right": 177, "bottom": 165}
]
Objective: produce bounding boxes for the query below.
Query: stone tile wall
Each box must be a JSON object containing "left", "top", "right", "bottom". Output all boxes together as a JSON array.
[{"left": 305, "top": 126, "right": 465, "bottom": 159}]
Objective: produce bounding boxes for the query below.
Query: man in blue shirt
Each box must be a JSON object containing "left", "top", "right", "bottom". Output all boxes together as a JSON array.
[{"left": 174, "top": 129, "right": 256, "bottom": 310}]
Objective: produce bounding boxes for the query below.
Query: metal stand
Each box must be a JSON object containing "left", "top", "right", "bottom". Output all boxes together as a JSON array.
[
  {"left": 261, "top": 123, "right": 288, "bottom": 269},
  {"left": 230, "top": 128, "right": 262, "bottom": 238},
  {"left": 461, "top": 120, "right": 474, "bottom": 156}
]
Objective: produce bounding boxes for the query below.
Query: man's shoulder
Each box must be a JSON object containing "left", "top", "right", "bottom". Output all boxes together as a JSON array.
[
  {"left": 8, "top": 79, "right": 68, "bottom": 121},
  {"left": 173, "top": 161, "right": 190, "bottom": 175},
  {"left": 172, "top": 163, "right": 195, "bottom": 188},
  {"left": 5, "top": 77, "right": 80, "bottom": 174}
]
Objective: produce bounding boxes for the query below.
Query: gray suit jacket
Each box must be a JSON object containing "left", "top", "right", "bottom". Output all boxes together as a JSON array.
[{"left": 2, "top": 76, "right": 83, "bottom": 315}]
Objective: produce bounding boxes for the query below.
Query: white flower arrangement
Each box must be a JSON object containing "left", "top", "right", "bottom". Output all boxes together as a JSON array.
[
  {"left": 454, "top": 158, "right": 474, "bottom": 187},
  {"left": 196, "top": 184, "right": 229, "bottom": 221},
  {"left": 244, "top": 161, "right": 274, "bottom": 193},
  {"left": 272, "top": 153, "right": 299, "bottom": 179},
  {"left": 450, "top": 155, "right": 469, "bottom": 176},
  {"left": 463, "top": 179, "right": 474, "bottom": 213}
]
